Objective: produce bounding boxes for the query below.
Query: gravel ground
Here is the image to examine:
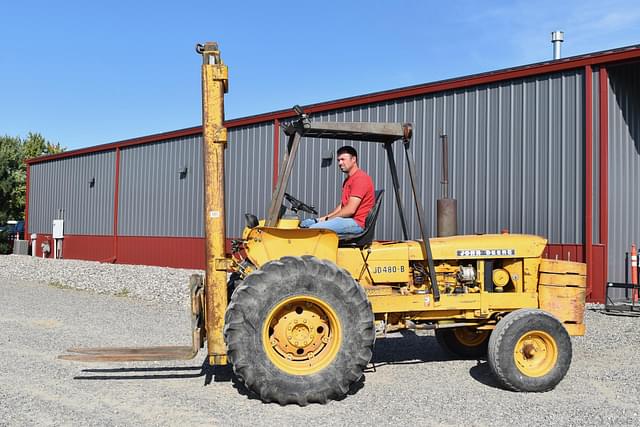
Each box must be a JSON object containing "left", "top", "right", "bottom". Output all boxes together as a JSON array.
[{"left": 1, "top": 254, "right": 640, "bottom": 426}]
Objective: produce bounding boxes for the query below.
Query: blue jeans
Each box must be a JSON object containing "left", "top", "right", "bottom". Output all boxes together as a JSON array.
[{"left": 300, "top": 217, "right": 363, "bottom": 235}]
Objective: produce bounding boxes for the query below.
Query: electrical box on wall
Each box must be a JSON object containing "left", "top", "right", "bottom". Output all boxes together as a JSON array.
[{"left": 52, "top": 219, "right": 64, "bottom": 239}]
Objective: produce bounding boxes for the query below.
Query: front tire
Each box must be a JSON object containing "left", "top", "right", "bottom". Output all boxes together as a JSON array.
[
  {"left": 224, "top": 256, "right": 375, "bottom": 405},
  {"left": 487, "top": 309, "right": 572, "bottom": 392}
]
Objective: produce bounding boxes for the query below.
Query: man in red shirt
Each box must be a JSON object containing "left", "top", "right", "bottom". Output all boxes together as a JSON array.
[{"left": 300, "top": 146, "right": 374, "bottom": 235}]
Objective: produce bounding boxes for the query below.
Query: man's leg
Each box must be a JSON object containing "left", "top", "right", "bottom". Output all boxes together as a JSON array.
[
  {"left": 308, "top": 217, "right": 363, "bottom": 235},
  {"left": 299, "top": 218, "right": 316, "bottom": 228}
]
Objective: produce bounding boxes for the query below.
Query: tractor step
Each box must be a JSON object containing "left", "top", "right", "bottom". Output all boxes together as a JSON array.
[{"left": 58, "top": 274, "right": 205, "bottom": 363}]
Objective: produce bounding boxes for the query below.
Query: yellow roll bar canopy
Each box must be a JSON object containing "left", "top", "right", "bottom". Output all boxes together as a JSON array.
[{"left": 266, "top": 107, "right": 440, "bottom": 302}]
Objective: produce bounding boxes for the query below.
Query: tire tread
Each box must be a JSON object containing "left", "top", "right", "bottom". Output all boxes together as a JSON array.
[
  {"left": 488, "top": 308, "right": 571, "bottom": 392},
  {"left": 224, "top": 256, "right": 374, "bottom": 405}
]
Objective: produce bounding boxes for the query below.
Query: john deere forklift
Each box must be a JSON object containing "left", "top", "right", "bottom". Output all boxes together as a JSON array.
[{"left": 60, "top": 42, "right": 587, "bottom": 405}]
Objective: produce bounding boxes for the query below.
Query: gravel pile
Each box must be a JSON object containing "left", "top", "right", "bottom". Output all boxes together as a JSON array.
[{"left": 0, "top": 254, "right": 202, "bottom": 305}]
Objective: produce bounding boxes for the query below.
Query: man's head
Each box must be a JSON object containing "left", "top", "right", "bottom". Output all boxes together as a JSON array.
[{"left": 337, "top": 146, "right": 358, "bottom": 174}]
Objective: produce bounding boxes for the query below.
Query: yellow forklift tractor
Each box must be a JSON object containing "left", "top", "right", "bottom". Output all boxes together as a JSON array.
[{"left": 60, "top": 42, "right": 587, "bottom": 406}]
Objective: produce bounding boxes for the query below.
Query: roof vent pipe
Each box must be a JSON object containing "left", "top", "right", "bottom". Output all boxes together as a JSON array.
[{"left": 551, "top": 31, "right": 564, "bottom": 59}]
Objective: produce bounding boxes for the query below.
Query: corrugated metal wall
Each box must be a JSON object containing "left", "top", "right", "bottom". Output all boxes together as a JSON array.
[
  {"left": 36, "top": 64, "right": 640, "bottom": 292},
  {"left": 28, "top": 151, "right": 115, "bottom": 234},
  {"left": 281, "top": 70, "right": 586, "bottom": 244},
  {"left": 27, "top": 69, "right": 590, "bottom": 247},
  {"left": 118, "top": 135, "right": 204, "bottom": 237},
  {"left": 226, "top": 122, "right": 274, "bottom": 236},
  {"left": 117, "top": 123, "right": 274, "bottom": 237},
  {"left": 607, "top": 62, "right": 640, "bottom": 284}
]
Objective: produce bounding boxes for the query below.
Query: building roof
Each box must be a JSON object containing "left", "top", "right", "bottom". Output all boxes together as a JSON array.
[{"left": 28, "top": 43, "right": 640, "bottom": 165}]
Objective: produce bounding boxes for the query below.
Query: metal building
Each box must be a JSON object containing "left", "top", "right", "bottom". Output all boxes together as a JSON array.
[{"left": 25, "top": 45, "right": 640, "bottom": 302}]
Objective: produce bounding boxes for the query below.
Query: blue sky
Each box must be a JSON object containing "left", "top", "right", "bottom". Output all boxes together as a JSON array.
[{"left": 1, "top": 0, "right": 639, "bottom": 150}]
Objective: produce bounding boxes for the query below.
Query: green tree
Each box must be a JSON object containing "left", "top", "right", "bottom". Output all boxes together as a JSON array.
[
  {"left": 0, "top": 135, "right": 21, "bottom": 224},
  {"left": 0, "top": 133, "right": 64, "bottom": 224}
]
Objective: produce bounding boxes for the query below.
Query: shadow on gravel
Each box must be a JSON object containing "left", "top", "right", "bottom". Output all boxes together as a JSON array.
[
  {"left": 71, "top": 332, "right": 499, "bottom": 399},
  {"left": 368, "top": 331, "right": 457, "bottom": 368},
  {"left": 468, "top": 361, "right": 502, "bottom": 389},
  {"left": 595, "top": 310, "right": 640, "bottom": 318},
  {"left": 73, "top": 357, "right": 237, "bottom": 386},
  {"left": 72, "top": 356, "right": 362, "bottom": 403},
  {"left": 368, "top": 331, "right": 502, "bottom": 389}
]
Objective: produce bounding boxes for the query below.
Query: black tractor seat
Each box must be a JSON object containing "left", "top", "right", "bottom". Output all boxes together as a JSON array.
[{"left": 339, "top": 189, "right": 384, "bottom": 247}]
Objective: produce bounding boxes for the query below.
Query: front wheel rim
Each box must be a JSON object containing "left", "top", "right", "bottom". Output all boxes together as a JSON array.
[
  {"left": 513, "top": 330, "right": 558, "bottom": 377},
  {"left": 262, "top": 295, "right": 342, "bottom": 376}
]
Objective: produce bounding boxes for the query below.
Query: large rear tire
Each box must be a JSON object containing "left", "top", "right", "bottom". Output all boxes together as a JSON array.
[
  {"left": 435, "top": 327, "right": 490, "bottom": 359},
  {"left": 224, "top": 256, "right": 375, "bottom": 405},
  {"left": 487, "top": 309, "right": 572, "bottom": 392}
]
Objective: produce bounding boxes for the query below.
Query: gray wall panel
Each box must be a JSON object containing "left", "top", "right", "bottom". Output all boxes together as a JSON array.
[
  {"left": 280, "top": 71, "right": 585, "bottom": 244},
  {"left": 608, "top": 62, "right": 640, "bottom": 286},
  {"left": 28, "top": 151, "right": 115, "bottom": 235},
  {"left": 118, "top": 135, "right": 204, "bottom": 237},
  {"left": 117, "top": 123, "right": 274, "bottom": 238},
  {"left": 226, "top": 122, "right": 274, "bottom": 237}
]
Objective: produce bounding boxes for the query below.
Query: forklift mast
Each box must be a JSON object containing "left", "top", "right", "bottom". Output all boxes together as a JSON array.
[
  {"left": 58, "top": 42, "right": 230, "bottom": 365},
  {"left": 198, "top": 42, "right": 230, "bottom": 365}
]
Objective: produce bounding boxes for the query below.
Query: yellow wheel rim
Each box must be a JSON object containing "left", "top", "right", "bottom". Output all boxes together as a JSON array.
[
  {"left": 513, "top": 330, "right": 558, "bottom": 377},
  {"left": 453, "top": 327, "right": 489, "bottom": 347},
  {"left": 262, "top": 295, "right": 342, "bottom": 376}
]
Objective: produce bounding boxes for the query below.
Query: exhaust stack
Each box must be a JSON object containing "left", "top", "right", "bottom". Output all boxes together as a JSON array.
[
  {"left": 436, "top": 134, "right": 457, "bottom": 237},
  {"left": 551, "top": 31, "right": 564, "bottom": 60}
]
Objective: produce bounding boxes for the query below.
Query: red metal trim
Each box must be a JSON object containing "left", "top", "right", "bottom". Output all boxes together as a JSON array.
[
  {"left": 24, "top": 162, "right": 30, "bottom": 240},
  {"left": 599, "top": 66, "right": 609, "bottom": 294},
  {"left": 273, "top": 119, "right": 280, "bottom": 189},
  {"left": 113, "top": 148, "right": 120, "bottom": 261},
  {"left": 26, "top": 126, "right": 202, "bottom": 164},
  {"left": 584, "top": 65, "right": 594, "bottom": 299},
  {"left": 26, "top": 45, "right": 640, "bottom": 166}
]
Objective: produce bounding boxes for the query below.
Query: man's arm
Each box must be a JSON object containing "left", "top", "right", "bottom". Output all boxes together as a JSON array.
[{"left": 321, "top": 197, "right": 362, "bottom": 221}]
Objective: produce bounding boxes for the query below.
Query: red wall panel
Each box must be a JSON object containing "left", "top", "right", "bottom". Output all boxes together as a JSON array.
[
  {"left": 543, "top": 243, "right": 585, "bottom": 263},
  {"left": 589, "top": 244, "right": 607, "bottom": 303},
  {"left": 33, "top": 234, "right": 114, "bottom": 261},
  {"left": 117, "top": 236, "right": 205, "bottom": 270},
  {"left": 543, "top": 243, "right": 605, "bottom": 303}
]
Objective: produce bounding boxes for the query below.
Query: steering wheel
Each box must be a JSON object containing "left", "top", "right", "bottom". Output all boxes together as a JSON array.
[{"left": 284, "top": 193, "right": 318, "bottom": 215}]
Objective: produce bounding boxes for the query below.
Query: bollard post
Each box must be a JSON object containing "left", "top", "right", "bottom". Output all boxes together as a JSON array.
[{"left": 625, "top": 252, "right": 629, "bottom": 299}]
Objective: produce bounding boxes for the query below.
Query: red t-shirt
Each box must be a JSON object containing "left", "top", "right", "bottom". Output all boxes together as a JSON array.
[{"left": 341, "top": 169, "right": 374, "bottom": 228}]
